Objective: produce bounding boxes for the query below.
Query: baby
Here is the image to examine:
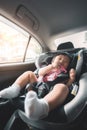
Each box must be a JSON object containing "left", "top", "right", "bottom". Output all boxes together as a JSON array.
[{"left": 0, "top": 53, "right": 76, "bottom": 120}]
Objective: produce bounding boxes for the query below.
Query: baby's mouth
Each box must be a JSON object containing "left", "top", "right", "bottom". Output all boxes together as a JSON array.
[
  {"left": 58, "top": 64, "right": 63, "bottom": 68},
  {"left": 57, "top": 64, "right": 61, "bottom": 68}
]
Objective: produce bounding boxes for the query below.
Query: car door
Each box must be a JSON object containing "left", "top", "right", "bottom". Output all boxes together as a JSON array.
[
  {"left": 0, "top": 62, "right": 36, "bottom": 91},
  {"left": 0, "top": 16, "right": 42, "bottom": 91}
]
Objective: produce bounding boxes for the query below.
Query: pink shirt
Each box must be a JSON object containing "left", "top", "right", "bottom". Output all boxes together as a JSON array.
[{"left": 38, "top": 66, "right": 67, "bottom": 82}]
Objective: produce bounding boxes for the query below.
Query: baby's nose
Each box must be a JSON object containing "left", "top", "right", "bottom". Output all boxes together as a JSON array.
[{"left": 60, "top": 60, "right": 63, "bottom": 64}]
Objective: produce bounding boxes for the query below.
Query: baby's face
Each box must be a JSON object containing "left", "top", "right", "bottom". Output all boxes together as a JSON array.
[{"left": 52, "top": 54, "right": 70, "bottom": 69}]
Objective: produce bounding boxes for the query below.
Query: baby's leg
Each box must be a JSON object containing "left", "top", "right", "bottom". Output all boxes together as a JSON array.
[
  {"left": 44, "top": 83, "right": 69, "bottom": 111},
  {"left": 24, "top": 83, "right": 69, "bottom": 120},
  {"left": 0, "top": 71, "right": 37, "bottom": 99}
]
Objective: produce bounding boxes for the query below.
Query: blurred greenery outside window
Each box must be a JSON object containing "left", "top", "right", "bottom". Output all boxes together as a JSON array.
[{"left": 0, "top": 16, "right": 42, "bottom": 64}]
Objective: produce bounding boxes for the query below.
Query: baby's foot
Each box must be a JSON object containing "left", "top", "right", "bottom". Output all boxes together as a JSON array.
[
  {"left": 0, "top": 84, "right": 21, "bottom": 99},
  {"left": 24, "top": 91, "right": 49, "bottom": 120}
]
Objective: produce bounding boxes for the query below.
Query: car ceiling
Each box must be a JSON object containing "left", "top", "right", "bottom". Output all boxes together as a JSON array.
[{"left": 0, "top": 0, "right": 87, "bottom": 50}]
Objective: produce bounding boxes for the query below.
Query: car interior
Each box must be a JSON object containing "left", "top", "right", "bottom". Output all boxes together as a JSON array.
[{"left": 0, "top": 0, "right": 87, "bottom": 130}]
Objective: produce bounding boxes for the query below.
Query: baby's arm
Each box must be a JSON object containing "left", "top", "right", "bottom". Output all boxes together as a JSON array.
[{"left": 38, "top": 64, "right": 53, "bottom": 77}]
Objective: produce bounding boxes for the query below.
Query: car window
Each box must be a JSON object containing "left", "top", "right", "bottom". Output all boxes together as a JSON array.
[
  {"left": 25, "top": 37, "right": 42, "bottom": 62},
  {"left": 0, "top": 15, "right": 42, "bottom": 64}
]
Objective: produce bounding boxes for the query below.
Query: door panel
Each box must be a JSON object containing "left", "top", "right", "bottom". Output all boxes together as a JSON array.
[{"left": 0, "top": 62, "right": 36, "bottom": 90}]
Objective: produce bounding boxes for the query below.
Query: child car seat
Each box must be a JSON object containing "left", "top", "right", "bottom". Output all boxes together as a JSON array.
[{"left": 5, "top": 48, "right": 87, "bottom": 130}]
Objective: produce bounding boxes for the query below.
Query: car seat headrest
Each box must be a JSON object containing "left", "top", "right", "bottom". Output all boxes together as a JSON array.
[{"left": 57, "top": 42, "right": 74, "bottom": 50}]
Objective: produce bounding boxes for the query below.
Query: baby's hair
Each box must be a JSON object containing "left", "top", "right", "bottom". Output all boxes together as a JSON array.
[{"left": 51, "top": 52, "right": 71, "bottom": 63}]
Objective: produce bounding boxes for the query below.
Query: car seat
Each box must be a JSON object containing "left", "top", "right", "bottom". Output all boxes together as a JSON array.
[{"left": 4, "top": 47, "right": 87, "bottom": 130}]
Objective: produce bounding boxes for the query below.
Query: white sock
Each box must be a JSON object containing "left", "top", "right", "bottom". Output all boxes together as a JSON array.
[
  {"left": 0, "top": 84, "right": 21, "bottom": 99},
  {"left": 24, "top": 91, "right": 49, "bottom": 120}
]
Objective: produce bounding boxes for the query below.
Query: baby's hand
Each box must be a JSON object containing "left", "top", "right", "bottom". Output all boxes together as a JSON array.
[
  {"left": 66, "top": 68, "right": 76, "bottom": 87},
  {"left": 69, "top": 68, "right": 76, "bottom": 82},
  {"left": 37, "top": 76, "right": 43, "bottom": 82}
]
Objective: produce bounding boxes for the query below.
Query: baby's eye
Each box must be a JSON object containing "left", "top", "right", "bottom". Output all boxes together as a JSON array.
[{"left": 59, "top": 57, "right": 62, "bottom": 60}]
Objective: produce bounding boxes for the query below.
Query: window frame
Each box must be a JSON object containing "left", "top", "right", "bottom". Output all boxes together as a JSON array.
[{"left": 0, "top": 15, "right": 43, "bottom": 64}]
